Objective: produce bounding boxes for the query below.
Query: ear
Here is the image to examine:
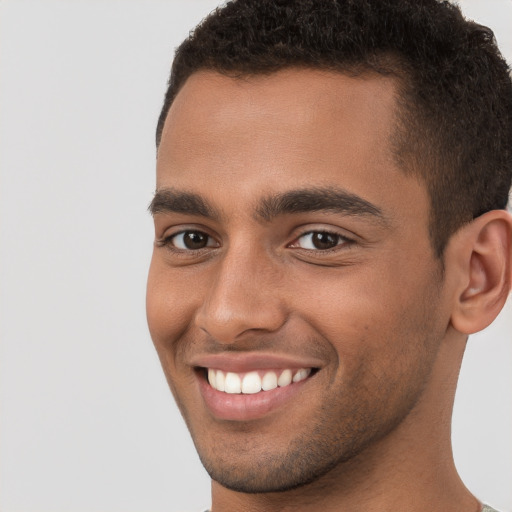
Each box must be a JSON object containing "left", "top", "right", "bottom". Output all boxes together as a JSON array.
[{"left": 448, "top": 210, "right": 512, "bottom": 335}]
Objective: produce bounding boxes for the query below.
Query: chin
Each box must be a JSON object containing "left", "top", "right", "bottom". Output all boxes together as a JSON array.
[{"left": 187, "top": 395, "right": 414, "bottom": 496}]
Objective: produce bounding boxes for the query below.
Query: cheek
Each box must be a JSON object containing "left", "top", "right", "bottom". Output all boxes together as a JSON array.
[
  {"left": 291, "top": 262, "right": 440, "bottom": 363},
  {"left": 146, "top": 259, "right": 202, "bottom": 402},
  {"left": 146, "top": 256, "right": 197, "bottom": 348}
]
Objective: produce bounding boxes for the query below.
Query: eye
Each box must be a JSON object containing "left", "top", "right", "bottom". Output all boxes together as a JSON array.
[
  {"left": 290, "top": 231, "right": 350, "bottom": 250},
  {"left": 168, "top": 230, "right": 218, "bottom": 250}
]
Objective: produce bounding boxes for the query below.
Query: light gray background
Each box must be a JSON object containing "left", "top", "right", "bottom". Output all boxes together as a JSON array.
[{"left": 0, "top": 1, "right": 510, "bottom": 511}]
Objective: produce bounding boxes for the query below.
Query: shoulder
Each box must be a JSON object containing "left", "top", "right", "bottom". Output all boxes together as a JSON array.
[{"left": 482, "top": 505, "right": 501, "bottom": 512}]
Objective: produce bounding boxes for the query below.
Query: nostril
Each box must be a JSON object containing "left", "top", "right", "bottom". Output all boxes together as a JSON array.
[{"left": 194, "top": 279, "right": 287, "bottom": 343}]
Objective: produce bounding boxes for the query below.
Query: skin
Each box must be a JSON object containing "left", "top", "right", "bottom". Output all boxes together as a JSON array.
[{"left": 147, "top": 69, "right": 511, "bottom": 512}]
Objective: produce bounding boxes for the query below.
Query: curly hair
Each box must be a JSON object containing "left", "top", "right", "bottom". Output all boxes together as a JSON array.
[{"left": 156, "top": 0, "right": 512, "bottom": 256}]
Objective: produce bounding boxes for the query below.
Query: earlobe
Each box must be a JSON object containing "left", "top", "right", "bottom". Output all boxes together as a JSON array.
[{"left": 449, "top": 210, "right": 512, "bottom": 335}]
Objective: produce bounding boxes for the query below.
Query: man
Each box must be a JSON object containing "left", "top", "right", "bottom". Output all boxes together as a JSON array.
[{"left": 146, "top": 0, "right": 512, "bottom": 511}]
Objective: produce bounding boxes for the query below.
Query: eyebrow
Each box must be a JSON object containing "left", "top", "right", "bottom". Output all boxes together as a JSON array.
[
  {"left": 149, "top": 186, "right": 386, "bottom": 224},
  {"left": 255, "top": 187, "right": 386, "bottom": 223},
  {"left": 148, "top": 188, "right": 218, "bottom": 219}
]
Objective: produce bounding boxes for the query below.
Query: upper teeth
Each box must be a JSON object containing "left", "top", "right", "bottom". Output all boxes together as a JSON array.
[{"left": 207, "top": 368, "right": 311, "bottom": 394}]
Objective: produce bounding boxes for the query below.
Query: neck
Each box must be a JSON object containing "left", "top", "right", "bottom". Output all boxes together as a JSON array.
[{"left": 210, "top": 331, "right": 480, "bottom": 512}]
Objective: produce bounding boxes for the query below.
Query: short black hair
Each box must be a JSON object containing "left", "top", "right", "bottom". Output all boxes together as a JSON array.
[{"left": 156, "top": 0, "right": 512, "bottom": 256}]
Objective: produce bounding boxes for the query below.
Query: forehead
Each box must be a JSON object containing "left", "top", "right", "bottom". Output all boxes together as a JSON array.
[
  {"left": 159, "top": 68, "right": 398, "bottom": 166},
  {"left": 165, "top": 68, "right": 397, "bottom": 130},
  {"left": 156, "top": 69, "right": 427, "bottom": 224}
]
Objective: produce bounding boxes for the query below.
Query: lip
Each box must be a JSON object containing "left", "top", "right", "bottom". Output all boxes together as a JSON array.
[
  {"left": 197, "top": 370, "right": 313, "bottom": 421},
  {"left": 189, "top": 352, "right": 325, "bottom": 373},
  {"left": 190, "top": 352, "right": 323, "bottom": 421}
]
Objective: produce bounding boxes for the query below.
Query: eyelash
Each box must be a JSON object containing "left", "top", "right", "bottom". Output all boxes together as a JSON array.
[
  {"left": 157, "top": 228, "right": 354, "bottom": 254},
  {"left": 288, "top": 230, "right": 354, "bottom": 251},
  {"left": 156, "top": 230, "right": 219, "bottom": 253}
]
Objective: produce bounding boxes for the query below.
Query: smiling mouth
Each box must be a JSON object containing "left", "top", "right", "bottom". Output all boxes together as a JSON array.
[{"left": 204, "top": 367, "right": 316, "bottom": 394}]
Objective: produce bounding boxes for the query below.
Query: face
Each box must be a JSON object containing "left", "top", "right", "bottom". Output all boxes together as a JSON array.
[{"left": 147, "top": 69, "right": 450, "bottom": 493}]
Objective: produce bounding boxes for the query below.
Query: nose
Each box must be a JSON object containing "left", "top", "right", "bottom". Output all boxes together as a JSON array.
[{"left": 194, "top": 247, "right": 287, "bottom": 344}]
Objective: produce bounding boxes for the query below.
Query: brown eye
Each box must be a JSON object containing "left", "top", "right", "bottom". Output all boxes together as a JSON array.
[
  {"left": 171, "top": 231, "right": 217, "bottom": 250},
  {"left": 294, "top": 231, "right": 347, "bottom": 250},
  {"left": 311, "top": 232, "right": 339, "bottom": 249}
]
